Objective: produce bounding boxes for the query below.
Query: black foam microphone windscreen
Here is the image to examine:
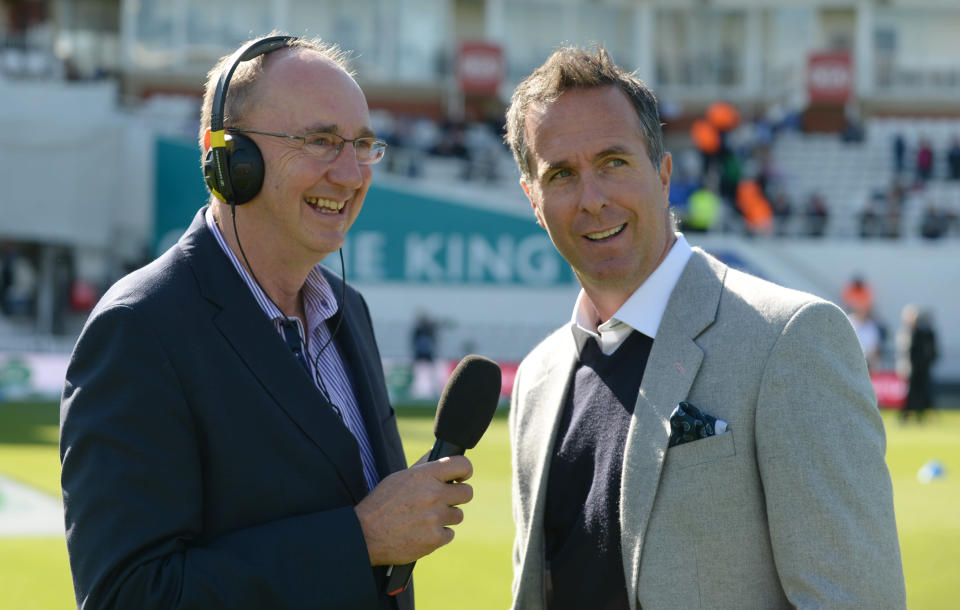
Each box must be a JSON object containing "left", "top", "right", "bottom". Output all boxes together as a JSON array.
[{"left": 433, "top": 355, "right": 502, "bottom": 451}]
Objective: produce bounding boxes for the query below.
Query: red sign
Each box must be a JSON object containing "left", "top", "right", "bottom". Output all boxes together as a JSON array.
[
  {"left": 807, "top": 52, "right": 853, "bottom": 103},
  {"left": 458, "top": 42, "right": 504, "bottom": 96},
  {"left": 443, "top": 359, "right": 517, "bottom": 400},
  {"left": 871, "top": 370, "right": 907, "bottom": 409}
]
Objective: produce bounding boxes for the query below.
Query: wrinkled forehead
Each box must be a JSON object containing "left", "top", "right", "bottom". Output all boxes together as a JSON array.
[{"left": 523, "top": 87, "right": 646, "bottom": 164}]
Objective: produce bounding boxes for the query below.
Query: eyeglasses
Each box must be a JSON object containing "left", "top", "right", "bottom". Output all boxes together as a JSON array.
[{"left": 229, "top": 128, "right": 387, "bottom": 165}]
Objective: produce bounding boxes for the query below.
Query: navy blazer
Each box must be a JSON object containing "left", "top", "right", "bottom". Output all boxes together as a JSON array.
[{"left": 61, "top": 207, "right": 412, "bottom": 609}]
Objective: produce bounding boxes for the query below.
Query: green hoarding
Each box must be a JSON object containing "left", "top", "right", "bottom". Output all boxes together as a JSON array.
[{"left": 154, "top": 136, "right": 574, "bottom": 286}]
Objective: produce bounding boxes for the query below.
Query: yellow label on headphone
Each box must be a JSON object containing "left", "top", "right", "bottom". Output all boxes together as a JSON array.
[{"left": 210, "top": 130, "right": 226, "bottom": 149}]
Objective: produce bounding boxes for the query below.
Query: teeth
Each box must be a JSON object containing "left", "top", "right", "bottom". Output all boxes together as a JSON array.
[
  {"left": 585, "top": 224, "right": 625, "bottom": 240},
  {"left": 305, "top": 197, "right": 345, "bottom": 212}
]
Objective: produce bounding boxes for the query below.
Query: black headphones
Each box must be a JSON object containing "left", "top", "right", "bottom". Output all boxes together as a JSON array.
[{"left": 203, "top": 34, "right": 296, "bottom": 205}]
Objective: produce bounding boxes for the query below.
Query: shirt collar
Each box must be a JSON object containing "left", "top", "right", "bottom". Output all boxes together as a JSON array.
[
  {"left": 571, "top": 233, "right": 692, "bottom": 355},
  {"left": 204, "top": 206, "right": 338, "bottom": 337},
  {"left": 301, "top": 266, "right": 340, "bottom": 341}
]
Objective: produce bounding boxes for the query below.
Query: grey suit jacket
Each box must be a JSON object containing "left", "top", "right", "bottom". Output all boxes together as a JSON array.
[
  {"left": 509, "top": 248, "right": 905, "bottom": 609},
  {"left": 61, "top": 207, "right": 412, "bottom": 610}
]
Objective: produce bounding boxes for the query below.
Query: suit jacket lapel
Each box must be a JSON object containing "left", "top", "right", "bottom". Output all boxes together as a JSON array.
[
  {"left": 180, "top": 208, "right": 369, "bottom": 503},
  {"left": 517, "top": 326, "right": 578, "bottom": 602},
  {"left": 620, "top": 249, "right": 725, "bottom": 608}
]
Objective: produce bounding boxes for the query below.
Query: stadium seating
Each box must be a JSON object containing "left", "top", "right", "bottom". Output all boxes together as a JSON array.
[{"left": 770, "top": 118, "right": 960, "bottom": 238}]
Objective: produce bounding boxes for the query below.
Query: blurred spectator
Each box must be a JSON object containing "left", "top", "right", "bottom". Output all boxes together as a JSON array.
[
  {"left": 842, "top": 275, "right": 874, "bottom": 315},
  {"left": 706, "top": 100, "right": 741, "bottom": 133},
  {"left": 859, "top": 194, "right": 884, "bottom": 238},
  {"left": 847, "top": 308, "right": 882, "bottom": 372},
  {"left": 947, "top": 137, "right": 960, "bottom": 180},
  {"left": 382, "top": 115, "right": 427, "bottom": 177},
  {"left": 897, "top": 306, "right": 938, "bottom": 423},
  {"left": 753, "top": 146, "right": 780, "bottom": 202},
  {"left": 946, "top": 207, "right": 959, "bottom": 235},
  {"left": 683, "top": 182, "right": 722, "bottom": 232},
  {"left": 915, "top": 138, "right": 934, "bottom": 183},
  {"left": 461, "top": 122, "right": 502, "bottom": 182},
  {"left": 718, "top": 146, "right": 742, "bottom": 209},
  {"left": 668, "top": 150, "right": 701, "bottom": 219},
  {"left": 751, "top": 114, "right": 774, "bottom": 149},
  {"left": 804, "top": 191, "right": 829, "bottom": 237},
  {"left": 0, "top": 247, "right": 12, "bottom": 307},
  {"left": 690, "top": 119, "right": 721, "bottom": 175},
  {"left": 412, "top": 312, "right": 437, "bottom": 362},
  {"left": 429, "top": 121, "right": 469, "bottom": 159},
  {"left": 677, "top": 148, "right": 703, "bottom": 183},
  {"left": 863, "top": 182, "right": 905, "bottom": 239},
  {"left": 841, "top": 104, "right": 864, "bottom": 143},
  {"left": 735, "top": 179, "right": 773, "bottom": 236},
  {"left": 770, "top": 190, "right": 793, "bottom": 236},
  {"left": 919, "top": 204, "right": 950, "bottom": 239},
  {"left": 892, "top": 133, "right": 906, "bottom": 174},
  {"left": 881, "top": 185, "right": 904, "bottom": 239},
  {"left": 0, "top": 248, "right": 37, "bottom": 317},
  {"left": 410, "top": 311, "right": 440, "bottom": 398}
]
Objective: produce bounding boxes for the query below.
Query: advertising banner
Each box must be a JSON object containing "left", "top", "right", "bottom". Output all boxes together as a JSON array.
[
  {"left": 807, "top": 51, "right": 853, "bottom": 103},
  {"left": 458, "top": 42, "right": 504, "bottom": 96}
]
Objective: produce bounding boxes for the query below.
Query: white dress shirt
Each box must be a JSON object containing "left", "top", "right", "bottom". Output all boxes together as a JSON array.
[{"left": 571, "top": 233, "right": 693, "bottom": 355}]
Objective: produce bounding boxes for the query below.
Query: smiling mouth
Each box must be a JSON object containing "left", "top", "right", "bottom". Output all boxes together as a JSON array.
[
  {"left": 585, "top": 223, "right": 625, "bottom": 241},
  {"left": 305, "top": 196, "right": 345, "bottom": 214}
]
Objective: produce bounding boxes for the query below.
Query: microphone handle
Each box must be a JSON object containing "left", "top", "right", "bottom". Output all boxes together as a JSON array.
[
  {"left": 384, "top": 438, "right": 467, "bottom": 596},
  {"left": 428, "top": 439, "right": 465, "bottom": 461}
]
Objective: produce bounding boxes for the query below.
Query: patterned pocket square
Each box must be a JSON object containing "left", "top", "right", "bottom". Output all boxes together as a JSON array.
[{"left": 668, "top": 401, "right": 728, "bottom": 447}]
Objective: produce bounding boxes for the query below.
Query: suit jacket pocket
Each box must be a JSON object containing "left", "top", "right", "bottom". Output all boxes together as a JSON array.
[{"left": 664, "top": 429, "right": 736, "bottom": 470}]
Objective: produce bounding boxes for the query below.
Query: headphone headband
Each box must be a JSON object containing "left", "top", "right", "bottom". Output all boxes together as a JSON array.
[
  {"left": 207, "top": 35, "right": 296, "bottom": 203},
  {"left": 210, "top": 35, "right": 296, "bottom": 132}
]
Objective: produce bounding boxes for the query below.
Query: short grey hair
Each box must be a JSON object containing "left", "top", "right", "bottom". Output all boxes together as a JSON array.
[{"left": 505, "top": 45, "right": 664, "bottom": 180}]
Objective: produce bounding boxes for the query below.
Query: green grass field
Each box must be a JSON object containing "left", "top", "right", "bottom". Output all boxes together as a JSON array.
[{"left": 1, "top": 401, "right": 957, "bottom": 609}]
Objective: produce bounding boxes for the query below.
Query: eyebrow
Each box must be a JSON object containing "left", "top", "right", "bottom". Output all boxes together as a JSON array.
[
  {"left": 595, "top": 145, "right": 632, "bottom": 159},
  {"left": 302, "top": 123, "right": 378, "bottom": 138}
]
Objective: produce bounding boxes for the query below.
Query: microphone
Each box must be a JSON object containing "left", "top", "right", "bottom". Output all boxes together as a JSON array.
[{"left": 384, "top": 354, "right": 502, "bottom": 596}]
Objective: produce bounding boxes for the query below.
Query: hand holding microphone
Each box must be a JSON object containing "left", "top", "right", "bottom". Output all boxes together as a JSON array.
[{"left": 352, "top": 355, "right": 501, "bottom": 593}]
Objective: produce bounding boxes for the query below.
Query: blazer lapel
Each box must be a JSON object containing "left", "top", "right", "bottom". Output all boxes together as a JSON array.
[
  {"left": 620, "top": 249, "right": 725, "bottom": 608},
  {"left": 516, "top": 327, "right": 578, "bottom": 602},
  {"left": 181, "top": 208, "right": 369, "bottom": 503}
]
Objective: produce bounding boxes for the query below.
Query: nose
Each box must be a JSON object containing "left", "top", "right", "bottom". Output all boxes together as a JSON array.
[
  {"left": 326, "top": 142, "right": 366, "bottom": 189},
  {"left": 578, "top": 170, "right": 608, "bottom": 215}
]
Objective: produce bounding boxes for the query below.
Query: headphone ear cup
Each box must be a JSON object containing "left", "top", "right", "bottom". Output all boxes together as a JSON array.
[
  {"left": 203, "top": 148, "right": 219, "bottom": 197},
  {"left": 223, "top": 133, "right": 265, "bottom": 205}
]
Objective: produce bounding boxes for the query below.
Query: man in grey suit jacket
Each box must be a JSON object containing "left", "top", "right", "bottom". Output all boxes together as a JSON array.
[
  {"left": 503, "top": 45, "right": 905, "bottom": 609},
  {"left": 60, "top": 35, "right": 472, "bottom": 609}
]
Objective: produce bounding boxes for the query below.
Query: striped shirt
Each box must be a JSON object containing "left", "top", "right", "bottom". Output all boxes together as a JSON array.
[{"left": 205, "top": 207, "right": 380, "bottom": 492}]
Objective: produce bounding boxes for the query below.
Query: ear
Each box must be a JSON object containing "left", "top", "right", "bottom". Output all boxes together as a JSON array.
[
  {"left": 658, "top": 151, "right": 673, "bottom": 207},
  {"left": 520, "top": 178, "right": 546, "bottom": 229}
]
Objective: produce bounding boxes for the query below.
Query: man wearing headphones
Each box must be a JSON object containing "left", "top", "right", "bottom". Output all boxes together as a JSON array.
[{"left": 60, "top": 34, "right": 470, "bottom": 609}]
